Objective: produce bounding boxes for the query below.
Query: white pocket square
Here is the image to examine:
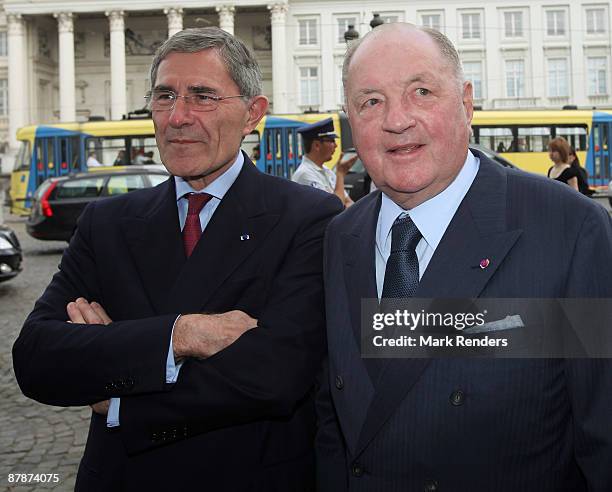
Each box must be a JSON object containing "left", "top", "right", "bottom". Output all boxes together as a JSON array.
[{"left": 462, "top": 315, "right": 525, "bottom": 334}]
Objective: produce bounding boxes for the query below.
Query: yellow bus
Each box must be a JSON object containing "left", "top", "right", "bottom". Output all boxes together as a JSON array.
[
  {"left": 11, "top": 109, "right": 611, "bottom": 215},
  {"left": 470, "top": 109, "right": 607, "bottom": 184},
  {"left": 9, "top": 111, "right": 351, "bottom": 215}
]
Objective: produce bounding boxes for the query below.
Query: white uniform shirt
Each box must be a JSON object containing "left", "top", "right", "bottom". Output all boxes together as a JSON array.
[{"left": 292, "top": 156, "right": 337, "bottom": 193}]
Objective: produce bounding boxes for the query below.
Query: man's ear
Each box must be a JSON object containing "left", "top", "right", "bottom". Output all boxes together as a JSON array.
[
  {"left": 243, "top": 95, "right": 269, "bottom": 136},
  {"left": 462, "top": 80, "right": 474, "bottom": 125}
]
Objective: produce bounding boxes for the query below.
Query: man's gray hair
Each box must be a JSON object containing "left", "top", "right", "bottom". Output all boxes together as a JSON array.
[
  {"left": 149, "top": 27, "right": 262, "bottom": 98},
  {"left": 342, "top": 23, "right": 464, "bottom": 92}
]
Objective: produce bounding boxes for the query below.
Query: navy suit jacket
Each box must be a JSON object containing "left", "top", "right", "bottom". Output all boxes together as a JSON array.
[
  {"left": 316, "top": 151, "right": 612, "bottom": 492},
  {"left": 13, "top": 157, "right": 343, "bottom": 491}
]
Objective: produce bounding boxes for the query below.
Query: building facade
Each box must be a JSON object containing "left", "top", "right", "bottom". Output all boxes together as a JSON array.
[{"left": 0, "top": 0, "right": 611, "bottom": 173}]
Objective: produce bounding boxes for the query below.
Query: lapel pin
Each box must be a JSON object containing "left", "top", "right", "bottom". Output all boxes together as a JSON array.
[
  {"left": 479, "top": 258, "right": 490, "bottom": 269},
  {"left": 240, "top": 234, "right": 251, "bottom": 241}
]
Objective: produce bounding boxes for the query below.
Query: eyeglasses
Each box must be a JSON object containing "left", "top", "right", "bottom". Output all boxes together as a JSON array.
[{"left": 144, "top": 90, "right": 246, "bottom": 112}]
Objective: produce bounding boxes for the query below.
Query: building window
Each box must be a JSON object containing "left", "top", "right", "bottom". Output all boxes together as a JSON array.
[
  {"left": 547, "top": 58, "right": 569, "bottom": 97},
  {"left": 504, "top": 11, "right": 523, "bottom": 37},
  {"left": 0, "top": 32, "right": 7, "bottom": 56},
  {"left": 337, "top": 17, "right": 357, "bottom": 44},
  {"left": 300, "top": 67, "right": 320, "bottom": 106},
  {"left": 298, "top": 19, "right": 318, "bottom": 46},
  {"left": 463, "top": 61, "right": 483, "bottom": 99},
  {"left": 546, "top": 10, "right": 565, "bottom": 36},
  {"left": 586, "top": 8, "right": 606, "bottom": 34},
  {"left": 381, "top": 15, "right": 399, "bottom": 24},
  {"left": 337, "top": 64, "right": 345, "bottom": 106},
  {"left": 0, "top": 79, "right": 8, "bottom": 116},
  {"left": 421, "top": 14, "right": 441, "bottom": 31},
  {"left": 505, "top": 59, "right": 525, "bottom": 97},
  {"left": 588, "top": 57, "right": 608, "bottom": 95},
  {"left": 461, "top": 13, "right": 481, "bottom": 40}
]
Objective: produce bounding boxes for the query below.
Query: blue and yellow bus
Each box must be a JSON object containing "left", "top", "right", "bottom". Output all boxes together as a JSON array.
[
  {"left": 10, "top": 109, "right": 612, "bottom": 215},
  {"left": 470, "top": 109, "right": 612, "bottom": 187},
  {"left": 9, "top": 112, "right": 351, "bottom": 215}
]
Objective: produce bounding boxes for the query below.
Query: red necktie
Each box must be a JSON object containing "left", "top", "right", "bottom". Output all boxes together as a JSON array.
[{"left": 183, "top": 193, "right": 212, "bottom": 258}]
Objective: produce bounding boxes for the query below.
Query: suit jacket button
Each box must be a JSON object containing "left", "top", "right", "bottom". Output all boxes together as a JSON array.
[
  {"left": 335, "top": 375, "right": 344, "bottom": 390},
  {"left": 351, "top": 462, "right": 364, "bottom": 477},
  {"left": 424, "top": 479, "right": 438, "bottom": 491},
  {"left": 450, "top": 390, "right": 465, "bottom": 406}
]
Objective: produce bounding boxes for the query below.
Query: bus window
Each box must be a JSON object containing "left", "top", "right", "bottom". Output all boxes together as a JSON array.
[
  {"left": 46, "top": 139, "right": 54, "bottom": 170},
  {"left": 556, "top": 126, "right": 588, "bottom": 151},
  {"left": 243, "top": 131, "right": 260, "bottom": 162},
  {"left": 130, "top": 136, "right": 160, "bottom": 165},
  {"left": 478, "top": 127, "right": 513, "bottom": 152},
  {"left": 517, "top": 127, "right": 552, "bottom": 152},
  {"left": 13, "top": 141, "right": 30, "bottom": 171}
]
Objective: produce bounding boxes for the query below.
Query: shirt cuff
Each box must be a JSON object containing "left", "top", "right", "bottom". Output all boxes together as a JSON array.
[
  {"left": 166, "top": 315, "right": 184, "bottom": 383},
  {"left": 106, "top": 398, "right": 120, "bottom": 427}
]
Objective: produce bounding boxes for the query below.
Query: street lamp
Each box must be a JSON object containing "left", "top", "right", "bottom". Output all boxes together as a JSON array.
[
  {"left": 343, "top": 24, "right": 359, "bottom": 45},
  {"left": 370, "top": 13, "right": 384, "bottom": 30}
]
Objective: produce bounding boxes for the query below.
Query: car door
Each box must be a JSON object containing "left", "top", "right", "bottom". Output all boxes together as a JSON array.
[{"left": 50, "top": 176, "right": 107, "bottom": 235}]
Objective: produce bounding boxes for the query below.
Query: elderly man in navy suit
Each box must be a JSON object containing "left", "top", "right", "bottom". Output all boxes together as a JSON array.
[
  {"left": 316, "top": 23, "right": 612, "bottom": 491},
  {"left": 13, "top": 28, "right": 342, "bottom": 491}
]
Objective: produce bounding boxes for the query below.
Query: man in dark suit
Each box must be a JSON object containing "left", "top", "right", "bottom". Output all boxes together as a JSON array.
[
  {"left": 13, "top": 28, "right": 341, "bottom": 491},
  {"left": 316, "top": 23, "right": 612, "bottom": 491}
]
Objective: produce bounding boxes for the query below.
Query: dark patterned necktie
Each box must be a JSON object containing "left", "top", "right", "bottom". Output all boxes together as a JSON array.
[
  {"left": 183, "top": 193, "right": 212, "bottom": 258},
  {"left": 382, "top": 213, "right": 422, "bottom": 299}
]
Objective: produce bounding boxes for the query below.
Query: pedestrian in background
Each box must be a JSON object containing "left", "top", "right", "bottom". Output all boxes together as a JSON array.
[{"left": 547, "top": 136, "right": 579, "bottom": 191}]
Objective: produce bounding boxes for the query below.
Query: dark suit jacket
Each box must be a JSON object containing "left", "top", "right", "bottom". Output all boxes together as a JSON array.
[
  {"left": 316, "top": 151, "right": 612, "bottom": 492},
  {"left": 13, "top": 156, "right": 342, "bottom": 491}
]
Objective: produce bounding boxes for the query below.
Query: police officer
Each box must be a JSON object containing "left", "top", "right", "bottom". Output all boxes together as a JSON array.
[{"left": 292, "top": 118, "right": 357, "bottom": 207}]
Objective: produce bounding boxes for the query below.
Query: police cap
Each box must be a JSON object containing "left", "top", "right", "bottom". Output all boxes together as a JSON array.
[{"left": 296, "top": 118, "right": 338, "bottom": 141}]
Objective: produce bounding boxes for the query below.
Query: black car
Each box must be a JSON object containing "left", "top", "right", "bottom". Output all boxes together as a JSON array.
[
  {"left": 0, "top": 225, "right": 23, "bottom": 282},
  {"left": 27, "top": 166, "right": 169, "bottom": 241},
  {"left": 343, "top": 144, "right": 516, "bottom": 202}
]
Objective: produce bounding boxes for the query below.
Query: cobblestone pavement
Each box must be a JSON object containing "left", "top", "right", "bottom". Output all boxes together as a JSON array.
[{"left": 0, "top": 212, "right": 90, "bottom": 492}]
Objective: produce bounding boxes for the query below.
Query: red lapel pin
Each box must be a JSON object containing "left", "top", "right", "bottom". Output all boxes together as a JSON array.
[{"left": 479, "top": 258, "right": 490, "bottom": 269}]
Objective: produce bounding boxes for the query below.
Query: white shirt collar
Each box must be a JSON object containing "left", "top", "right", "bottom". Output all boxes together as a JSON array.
[
  {"left": 377, "top": 150, "right": 480, "bottom": 253},
  {"left": 174, "top": 151, "right": 244, "bottom": 201}
]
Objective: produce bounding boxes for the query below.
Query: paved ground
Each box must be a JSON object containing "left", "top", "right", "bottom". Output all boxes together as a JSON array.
[{"left": 0, "top": 212, "right": 89, "bottom": 492}]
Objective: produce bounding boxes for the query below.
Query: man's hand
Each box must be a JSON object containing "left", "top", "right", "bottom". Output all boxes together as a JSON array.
[
  {"left": 173, "top": 310, "right": 257, "bottom": 359},
  {"left": 336, "top": 153, "right": 359, "bottom": 176},
  {"left": 66, "top": 298, "right": 112, "bottom": 415},
  {"left": 90, "top": 400, "right": 110, "bottom": 415},
  {"left": 67, "top": 297, "right": 112, "bottom": 325}
]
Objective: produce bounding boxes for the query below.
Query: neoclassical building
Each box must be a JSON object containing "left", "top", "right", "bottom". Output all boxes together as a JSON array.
[{"left": 0, "top": 0, "right": 611, "bottom": 173}]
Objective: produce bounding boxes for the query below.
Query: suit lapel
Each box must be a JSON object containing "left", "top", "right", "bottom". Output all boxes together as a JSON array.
[
  {"left": 120, "top": 178, "right": 184, "bottom": 314},
  {"left": 334, "top": 192, "right": 380, "bottom": 453},
  {"left": 163, "top": 159, "right": 279, "bottom": 314},
  {"left": 355, "top": 153, "right": 523, "bottom": 456}
]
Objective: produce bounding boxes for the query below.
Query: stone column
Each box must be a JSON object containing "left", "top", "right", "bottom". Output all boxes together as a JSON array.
[
  {"left": 7, "top": 13, "right": 26, "bottom": 149},
  {"left": 268, "top": 2, "right": 288, "bottom": 113},
  {"left": 165, "top": 7, "right": 183, "bottom": 38},
  {"left": 105, "top": 10, "right": 127, "bottom": 120},
  {"left": 54, "top": 12, "right": 76, "bottom": 122},
  {"left": 216, "top": 5, "right": 235, "bottom": 35}
]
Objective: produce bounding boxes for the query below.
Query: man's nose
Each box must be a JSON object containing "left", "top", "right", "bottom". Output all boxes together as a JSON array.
[
  {"left": 382, "top": 100, "right": 416, "bottom": 134},
  {"left": 168, "top": 96, "right": 195, "bottom": 128}
]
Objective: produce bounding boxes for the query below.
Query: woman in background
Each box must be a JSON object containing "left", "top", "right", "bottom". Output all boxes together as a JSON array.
[{"left": 547, "top": 137, "right": 579, "bottom": 191}]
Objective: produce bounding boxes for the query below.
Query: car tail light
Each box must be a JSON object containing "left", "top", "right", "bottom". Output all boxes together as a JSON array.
[{"left": 40, "top": 181, "right": 58, "bottom": 217}]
